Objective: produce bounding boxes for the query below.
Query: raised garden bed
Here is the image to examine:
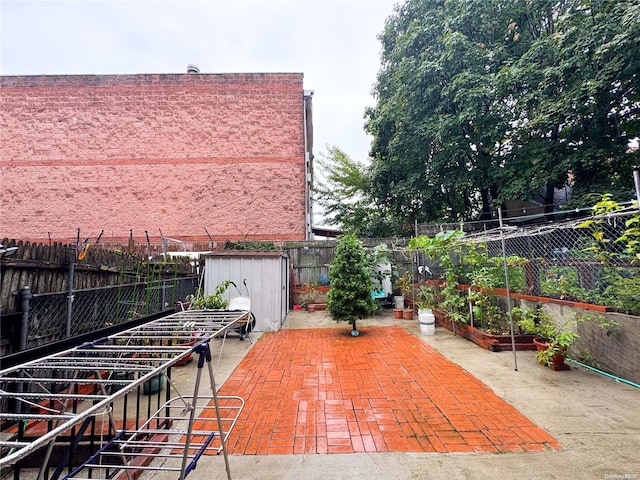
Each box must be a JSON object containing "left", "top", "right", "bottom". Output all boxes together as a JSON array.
[
  {"left": 433, "top": 309, "right": 537, "bottom": 352},
  {"left": 454, "top": 284, "right": 610, "bottom": 313}
]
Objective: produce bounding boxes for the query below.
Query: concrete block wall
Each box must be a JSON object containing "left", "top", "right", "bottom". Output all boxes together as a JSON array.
[
  {"left": 0, "top": 73, "right": 307, "bottom": 243},
  {"left": 539, "top": 303, "right": 639, "bottom": 384}
]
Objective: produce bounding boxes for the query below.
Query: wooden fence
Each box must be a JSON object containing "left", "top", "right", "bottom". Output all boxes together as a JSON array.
[
  {"left": 0, "top": 239, "right": 196, "bottom": 314},
  {"left": 283, "top": 239, "right": 414, "bottom": 290},
  {"left": 1, "top": 237, "right": 416, "bottom": 314}
]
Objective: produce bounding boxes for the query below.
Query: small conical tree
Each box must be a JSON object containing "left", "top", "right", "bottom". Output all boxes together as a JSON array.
[{"left": 327, "top": 233, "right": 377, "bottom": 335}]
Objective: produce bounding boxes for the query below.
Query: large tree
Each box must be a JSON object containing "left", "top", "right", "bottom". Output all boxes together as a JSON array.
[
  {"left": 314, "top": 145, "right": 401, "bottom": 237},
  {"left": 499, "top": 0, "right": 640, "bottom": 208},
  {"left": 365, "top": 0, "right": 640, "bottom": 224},
  {"left": 366, "top": 0, "right": 522, "bottom": 222}
]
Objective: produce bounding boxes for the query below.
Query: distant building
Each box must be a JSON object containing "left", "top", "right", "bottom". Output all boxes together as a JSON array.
[{"left": 0, "top": 72, "right": 314, "bottom": 245}]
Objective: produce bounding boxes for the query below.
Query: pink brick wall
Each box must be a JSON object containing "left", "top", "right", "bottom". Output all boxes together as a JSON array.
[{"left": 0, "top": 74, "right": 308, "bottom": 243}]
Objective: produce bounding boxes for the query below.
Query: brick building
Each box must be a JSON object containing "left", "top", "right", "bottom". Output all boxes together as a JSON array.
[{"left": 0, "top": 72, "right": 314, "bottom": 245}]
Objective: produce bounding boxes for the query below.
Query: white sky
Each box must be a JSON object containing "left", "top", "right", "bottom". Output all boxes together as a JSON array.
[{"left": 0, "top": 0, "right": 399, "bottom": 166}]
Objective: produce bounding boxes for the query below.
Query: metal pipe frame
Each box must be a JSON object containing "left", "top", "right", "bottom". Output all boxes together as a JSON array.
[{"left": 0, "top": 309, "right": 248, "bottom": 479}]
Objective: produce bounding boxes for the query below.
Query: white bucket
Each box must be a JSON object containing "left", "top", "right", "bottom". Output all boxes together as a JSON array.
[
  {"left": 418, "top": 309, "right": 435, "bottom": 335},
  {"left": 394, "top": 295, "right": 405, "bottom": 309}
]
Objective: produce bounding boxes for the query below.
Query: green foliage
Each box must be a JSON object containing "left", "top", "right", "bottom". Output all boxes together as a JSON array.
[
  {"left": 540, "top": 267, "right": 590, "bottom": 301},
  {"left": 410, "top": 230, "right": 469, "bottom": 321},
  {"left": 185, "top": 280, "right": 230, "bottom": 309},
  {"left": 223, "top": 241, "right": 278, "bottom": 251},
  {"left": 415, "top": 285, "right": 437, "bottom": 310},
  {"left": 327, "top": 234, "right": 377, "bottom": 327},
  {"left": 369, "top": 243, "right": 393, "bottom": 290},
  {"left": 516, "top": 307, "right": 580, "bottom": 365},
  {"left": 393, "top": 271, "right": 413, "bottom": 296},
  {"left": 365, "top": 0, "right": 638, "bottom": 224},
  {"left": 485, "top": 255, "right": 528, "bottom": 292},
  {"left": 410, "top": 229, "right": 529, "bottom": 330},
  {"left": 516, "top": 307, "right": 619, "bottom": 366},
  {"left": 576, "top": 194, "right": 640, "bottom": 312},
  {"left": 315, "top": 145, "right": 398, "bottom": 237}
]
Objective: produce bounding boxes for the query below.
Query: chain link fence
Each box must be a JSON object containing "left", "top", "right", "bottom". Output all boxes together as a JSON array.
[
  {"left": 18, "top": 277, "right": 198, "bottom": 350},
  {"left": 415, "top": 209, "right": 640, "bottom": 314}
]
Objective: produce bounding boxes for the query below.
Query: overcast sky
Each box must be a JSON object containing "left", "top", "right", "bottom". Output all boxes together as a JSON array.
[{"left": 0, "top": 0, "right": 399, "bottom": 167}]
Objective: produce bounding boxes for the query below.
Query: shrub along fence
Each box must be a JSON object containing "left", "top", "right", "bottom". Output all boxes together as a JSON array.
[{"left": 459, "top": 210, "right": 640, "bottom": 314}]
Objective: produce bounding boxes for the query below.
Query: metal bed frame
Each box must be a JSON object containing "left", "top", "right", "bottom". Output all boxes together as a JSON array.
[{"left": 0, "top": 309, "right": 249, "bottom": 480}]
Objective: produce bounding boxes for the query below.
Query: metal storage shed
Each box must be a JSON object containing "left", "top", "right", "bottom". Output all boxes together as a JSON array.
[{"left": 203, "top": 251, "right": 289, "bottom": 332}]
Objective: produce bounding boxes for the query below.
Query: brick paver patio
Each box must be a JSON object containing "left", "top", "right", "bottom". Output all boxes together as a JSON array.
[{"left": 197, "top": 326, "right": 561, "bottom": 455}]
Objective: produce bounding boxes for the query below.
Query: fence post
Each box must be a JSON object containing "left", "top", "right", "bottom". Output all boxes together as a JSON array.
[
  {"left": 66, "top": 247, "right": 75, "bottom": 338},
  {"left": 19, "top": 285, "right": 33, "bottom": 351}
]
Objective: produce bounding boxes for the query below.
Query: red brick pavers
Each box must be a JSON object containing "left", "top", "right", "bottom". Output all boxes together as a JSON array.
[{"left": 203, "top": 327, "right": 561, "bottom": 455}]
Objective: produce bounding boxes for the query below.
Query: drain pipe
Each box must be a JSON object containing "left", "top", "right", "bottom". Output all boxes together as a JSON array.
[{"left": 566, "top": 359, "right": 640, "bottom": 389}]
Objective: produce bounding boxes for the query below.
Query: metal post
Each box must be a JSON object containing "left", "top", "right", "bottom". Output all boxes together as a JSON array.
[
  {"left": 179, "top": 343, "right": 207, "bottom": 480},
  {"left": 66, "top": 247, "right": 75, "bottom": 338},
  {"left": 19, "top": 286, "right": 33, "bottom": 351},
  {"left": 204, "top": 343, "right": 233, "bottom": 480},
  {"left": 633, "top": 171, "right": 640, "bottom": 212},
  {"left": 498, "top": 208, "right": 518, "bottom": 371}
]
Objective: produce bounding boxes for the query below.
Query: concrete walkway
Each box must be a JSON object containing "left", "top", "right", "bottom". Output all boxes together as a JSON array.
[{"left": 151, "top": 308, "right": 639, "bottom": 480}]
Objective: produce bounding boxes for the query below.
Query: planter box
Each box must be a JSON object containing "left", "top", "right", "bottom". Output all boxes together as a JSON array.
[
  {"left": 433, "top": 309, "right": 537, "bottom": 352},
  {"left": 307, "top": 303, "right": 327, "bottom": 312}
]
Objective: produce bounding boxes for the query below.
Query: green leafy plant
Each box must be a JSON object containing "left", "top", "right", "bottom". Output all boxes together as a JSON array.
[
  {"left": 409, "top": 230, "right": 519, "bottom": 327},
  {"left": 393, "top": 271, "right": 413, "bottom": 297},
  {"left": 516, "top": 307, "right": 619, "bottom": 366},
  {"left": 370, "top": 243, "right": 393, "bottom": 292},
  {"left": 576, "top": 194, "right": 640, "bottom": 312},
  {"left": 185, "top": 280, "right": 230, "bottom": 309},
  {"left": 466, "top": 264, "right": 506, "bottom": 333},
  {"left": 410, "top": 230, "right": 467, "bottom": 322},
  {"left": 539, "top": 267, "right": 591, "bottom": 301},
  {"left": 516, "top": 307, "right": 578, "bottom": 365},
  {"left": 327, "top": 233, "right": 377, "bottom": 333},
  {"left": 415, "top": 285, "right": 437, "bottom": 310}
]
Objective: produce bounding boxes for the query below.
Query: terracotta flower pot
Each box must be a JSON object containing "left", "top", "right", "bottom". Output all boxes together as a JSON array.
[
  {"left": 393, "top": 308, "right": 403, "bottom": 319},
  {"left": 533, "top": 337, "right": 570, "bottom": 371},
  {"left": 403, "top": 308, "right": 414, "bottom": 320}
]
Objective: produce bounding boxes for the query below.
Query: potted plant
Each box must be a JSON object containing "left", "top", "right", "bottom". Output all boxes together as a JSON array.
[
  {"left": 299, "top": 282, "right": 320, "bottom": 311},
  {"left": 516, "top": 307, "right": 576, "bottom": 370},
  {"left": 416, "top": 284, "right": 437, "bottom": 334},
  {"left": 393, "top": 271, "right": 413, "bottom": 309},
  {"left": 416, "top": 285, "right": 437, "bottom": 312},
  {"left": 185, "top": 280, "right": 230, "bottom": 309}
]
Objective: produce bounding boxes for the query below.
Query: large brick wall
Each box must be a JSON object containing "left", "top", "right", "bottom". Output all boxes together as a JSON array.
[{"left": 0, "top": 73, "right": 310, "bottom": 243}]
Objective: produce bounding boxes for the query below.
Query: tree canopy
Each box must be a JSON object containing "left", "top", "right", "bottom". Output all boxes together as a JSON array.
[
  {"left": 363, "top": 0, "right": 639, "bottom": 227},
  {"left": 314, "top": 145, "right": 402, "bottom": 237}
]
